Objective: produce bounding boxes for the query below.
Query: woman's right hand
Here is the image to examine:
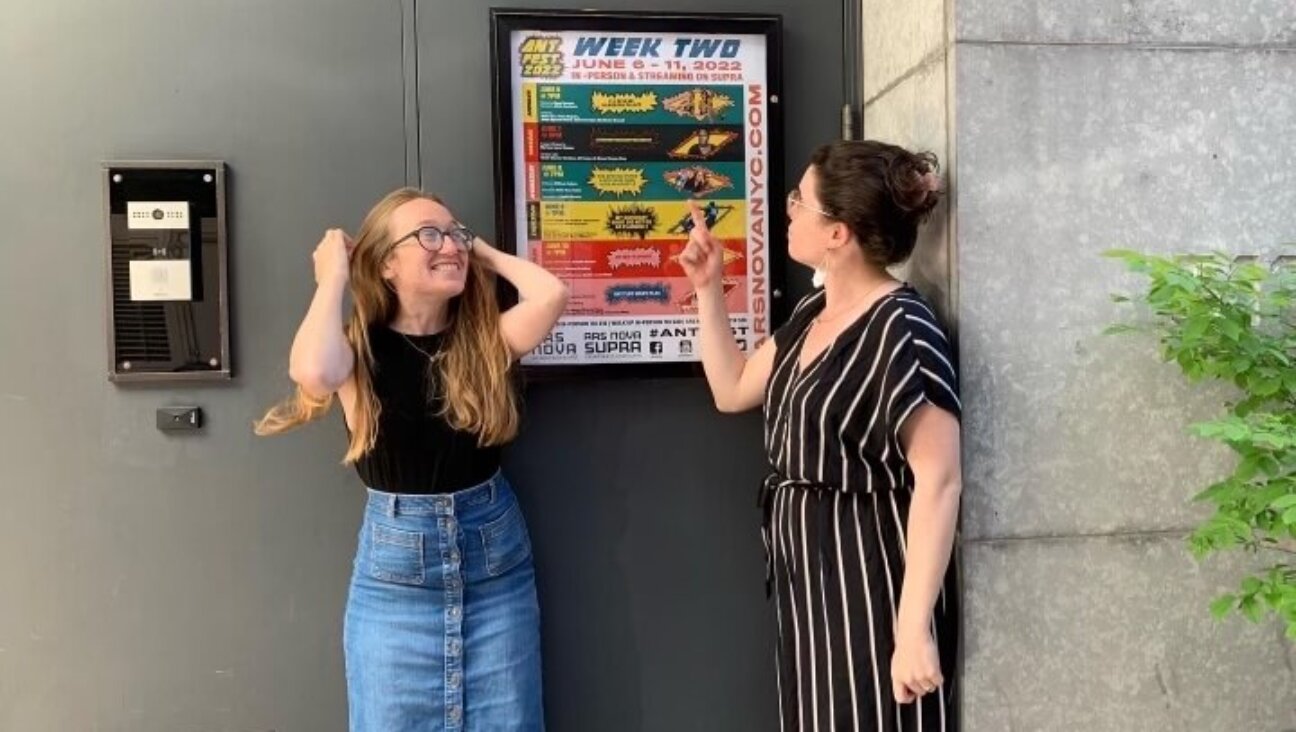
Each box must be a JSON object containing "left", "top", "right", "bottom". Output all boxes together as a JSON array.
[
  {"left": 678, "top": 199, "right": 724, "bottom": 291},
  {"left": 313, "top": 228, "right": 354, "bottom": 286}
]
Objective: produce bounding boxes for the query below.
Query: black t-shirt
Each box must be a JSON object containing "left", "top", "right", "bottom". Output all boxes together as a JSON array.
[{"left": 352, "top": 325, "right": 503, "bottom": 494}]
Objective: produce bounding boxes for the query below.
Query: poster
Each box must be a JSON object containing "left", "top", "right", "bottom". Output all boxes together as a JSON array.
[{"left": 491, "top": 11, "right": 785, "bottom": 373}]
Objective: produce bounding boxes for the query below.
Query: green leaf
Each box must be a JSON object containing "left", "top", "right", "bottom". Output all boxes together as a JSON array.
[
  {"left": 1261, "top": 456, "right": 1283, "bottom": 477},
  {"left": 1268, "top": 495, "right": 1296, "bottom": 510},
  {"left": 1103, "top": 324, "right": 1140, "bottom": 336},
  {"left": 1102, "top": 248, "right": 1296, "bottom": 631},
  {"left": 1184, "top": 316, "right": 1211, "bottom": 342},
  {"left": 1238, "top": 456, "right": 1261, "bottom": 481},
  {"left": 1241, "top": 595, "right": 1264, "bottom": 622},
  {"left": 1220, "top": 319, "right": 1244, "bottom": 341},
  {"left": 1210, "top": 594, "right": 1237, "bottom": 619},
  {"left": 1255, "top": 378, "right": 1283, "bottom": 397},
  {"left": 1167, "top": 271, "right": 1202, "bottom": 292},
  {"left": 1254, "top": 433, "right": 1285, "bottom": 449}
]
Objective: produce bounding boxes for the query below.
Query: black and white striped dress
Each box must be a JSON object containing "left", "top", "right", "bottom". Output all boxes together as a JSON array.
[{"left": 761, "top": 285, "right": 961, "bottom": 732}]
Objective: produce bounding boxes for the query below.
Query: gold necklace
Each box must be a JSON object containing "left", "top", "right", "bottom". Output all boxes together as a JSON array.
[
  {"left": 399, "top": 332, "right": 440, "bottom": 363},
  {"left": 813, "top": 279, "right": 897, "bottom": 326}
]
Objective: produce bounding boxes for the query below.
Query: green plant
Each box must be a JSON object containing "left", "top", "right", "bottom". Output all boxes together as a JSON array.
[{"left": 1105, "top": 250, "right": 1296, "bottom": 639}]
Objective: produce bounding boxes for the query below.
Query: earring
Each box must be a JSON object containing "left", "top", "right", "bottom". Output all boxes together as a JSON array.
[{"left": 811, "top": 249, "right": 831, "bottom": 288}]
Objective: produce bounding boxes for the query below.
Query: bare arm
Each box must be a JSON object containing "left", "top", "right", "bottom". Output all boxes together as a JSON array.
[
  {"left": 289, "top": 229, "right": 355, "bottom": 399},
  {"left": 473, "top": 238, "right": 569, "bottom": 359},
  {"left": 680, "top": 200, "right": 775, "bottom": 412},
  {"left": 696, "top": 285, "right": 776, "bottom": 412},
  {"left": 891, "top": 403, "right": 962, "bottom": 702}
]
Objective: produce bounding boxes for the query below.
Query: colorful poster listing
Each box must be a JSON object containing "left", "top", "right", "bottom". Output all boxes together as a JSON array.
[{"left": 507, "top": 29, "right": 772, "bottom": 366}]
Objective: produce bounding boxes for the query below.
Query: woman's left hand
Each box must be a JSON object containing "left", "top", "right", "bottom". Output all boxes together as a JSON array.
[
  {"left": 470, "top": 236, "right": 500, "bottom": 268},
  {"left": 474, "top": 233, "right": 569, "bottom": 358},
  {"left": 891, "top": 631, "right": 943, "bottom": 704}
]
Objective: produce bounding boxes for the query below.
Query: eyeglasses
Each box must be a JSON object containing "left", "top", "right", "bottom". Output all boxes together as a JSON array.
[
  {"left": 393, "top": 224, "right": 476, "bottom": 253},
  {"left": 787, "top": 188, "right": 832, "bottom": 218}
]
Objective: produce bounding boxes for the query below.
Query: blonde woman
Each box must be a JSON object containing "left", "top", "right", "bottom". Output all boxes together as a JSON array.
[{"left": 257, "top": 188, "right": 567, "bottom": 731}]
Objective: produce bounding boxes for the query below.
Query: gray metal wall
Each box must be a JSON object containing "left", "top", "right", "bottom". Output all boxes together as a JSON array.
[
  {"left": 0, "top": 1, "right": 842, "bottom": 730},
  {"left": 953, "top": 2, "right": 1296, "bottom": 729}
]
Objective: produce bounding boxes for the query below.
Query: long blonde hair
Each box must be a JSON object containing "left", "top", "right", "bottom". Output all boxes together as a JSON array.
[{"left": 255, "top": 188, "right": 519, "bottom": 462}]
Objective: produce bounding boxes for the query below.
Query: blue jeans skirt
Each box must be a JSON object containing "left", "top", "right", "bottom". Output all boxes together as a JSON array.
[{"left": 343, "top": 471, "right": 544, "bottom": 731}]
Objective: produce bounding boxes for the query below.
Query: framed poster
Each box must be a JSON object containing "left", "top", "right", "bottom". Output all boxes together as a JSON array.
[{"left": 490, "top": 9, "right": 787, "bottom": 378}]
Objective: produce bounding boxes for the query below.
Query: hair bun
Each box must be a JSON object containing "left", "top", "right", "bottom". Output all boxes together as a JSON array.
[{"left": 887, "top": 152, "right": 941, "bottom": 218}]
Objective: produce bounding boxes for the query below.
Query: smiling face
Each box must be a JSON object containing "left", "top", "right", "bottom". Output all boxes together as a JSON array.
[{"left": 380, "top": 197, "right": 471, "bottom": 300}]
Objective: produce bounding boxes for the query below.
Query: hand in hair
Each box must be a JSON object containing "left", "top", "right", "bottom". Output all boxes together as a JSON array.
[
  {"left": 679, "top": 199, "right": 725, "bottom": 290},
  {"left": 285, "top": 228, "right": 358, "bottom": 401},
  {"left": 313, "top": 228, "right": 355, "bottom": 286},
  {"left": 472, "top": 236, "right": 571, "bottom": 359}
]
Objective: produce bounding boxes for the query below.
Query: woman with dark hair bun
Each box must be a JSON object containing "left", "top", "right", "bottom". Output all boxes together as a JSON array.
[{"left": 681, "top": 140, "right": 961, "bottom": 731}]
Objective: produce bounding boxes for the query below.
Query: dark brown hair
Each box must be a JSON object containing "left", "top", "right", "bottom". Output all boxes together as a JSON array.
[{"left": 808, "top": 140, "right": 941, "bottom": 267}]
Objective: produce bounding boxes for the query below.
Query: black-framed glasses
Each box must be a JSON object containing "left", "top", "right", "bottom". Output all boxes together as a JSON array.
[{"left": 393, "top": 224, "right": 476, "bottom": 253}]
